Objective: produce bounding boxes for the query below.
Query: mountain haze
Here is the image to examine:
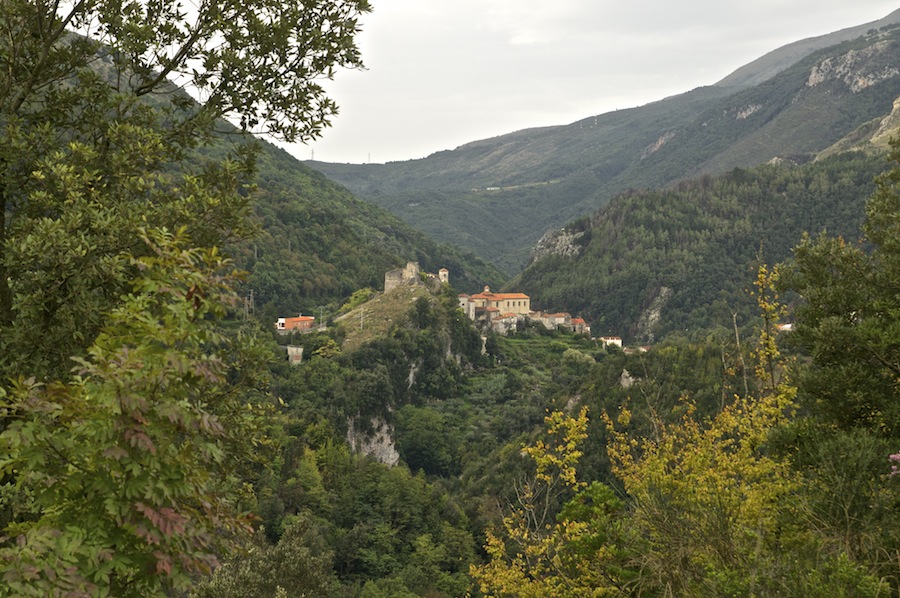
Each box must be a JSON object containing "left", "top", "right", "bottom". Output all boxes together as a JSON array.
[{"left": 309, "top": 12, "right": 900, "bottom": 274}]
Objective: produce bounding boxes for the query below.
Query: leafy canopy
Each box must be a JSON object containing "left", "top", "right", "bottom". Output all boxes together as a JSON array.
[
  {"left": 0, "top": 229, "right": 275, "bottom": 595},
  {"left": 0, "top": 0, "right": 370, "bottom": 593},
  {"left": 783, "top": 141, "right": 900, "bottom": 438},
  {"left": 0, "top": 0, "right": 371, "bottom": 378}
]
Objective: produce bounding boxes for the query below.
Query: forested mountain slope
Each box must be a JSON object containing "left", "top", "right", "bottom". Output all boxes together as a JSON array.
[
  {"left": 203, "top": 138, "right": 506, "bottom": 318},
  {"left": 512, "top": 150, "right": 887, "bottom": 341},
  {"left": 310, "top": 14, "right": 900, "bottom": 273}
]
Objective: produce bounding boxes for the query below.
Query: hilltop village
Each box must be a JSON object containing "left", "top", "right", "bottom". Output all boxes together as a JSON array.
[{"left": 274, "top": 261, "right": 623, "bottom": 346}]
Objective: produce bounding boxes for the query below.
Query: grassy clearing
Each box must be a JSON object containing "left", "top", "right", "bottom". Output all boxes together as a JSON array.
[{"left": 335, "top": 285, "right": 431, "bottom": 352}]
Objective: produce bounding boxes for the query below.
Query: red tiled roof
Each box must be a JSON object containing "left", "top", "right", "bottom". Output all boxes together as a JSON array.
[{"left": 472, "top": 292, "right": 529, "bottom": 301}]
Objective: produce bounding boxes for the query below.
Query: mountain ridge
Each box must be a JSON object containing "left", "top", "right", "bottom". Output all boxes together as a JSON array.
[
  {"left": 714, "top": 8, "right": 900, "bottom": 88},
  {"left": 309, "top": 14, "right": 900, "bottom": 273}
]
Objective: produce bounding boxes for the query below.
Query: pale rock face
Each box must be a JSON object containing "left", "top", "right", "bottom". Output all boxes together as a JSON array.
[
  {"left": 530, "top": 227, "right": 586, "bottom": 265},
  {"left": 346, "top": 416, "right": 400, "bottom": 466},
  {"left": 641, "top": 131, "right": 676, "bottom": 159},
  {"left": 871, "top": 96, "right": 900, "bottom": 145},
  {"left": 635, "top": 286, "right": 672, "bottom": 343},
  {"left": 735, "top": 104, "right": 762, "bottom": 120},
  {"left": 807, "top": 41, "right": 899, "bottom": 92},
  {"left": 407, "top": 362, "right": 418, "bottom": 390}
]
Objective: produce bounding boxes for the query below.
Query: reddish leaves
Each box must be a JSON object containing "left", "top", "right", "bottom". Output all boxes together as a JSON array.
[{"left": 135, "top": 502, "right": 187, "bottom": 539}]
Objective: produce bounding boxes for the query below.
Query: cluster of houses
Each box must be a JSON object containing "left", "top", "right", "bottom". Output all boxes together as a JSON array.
[{"left": 457, "top": 285, "right": 591, "bottom": 336}]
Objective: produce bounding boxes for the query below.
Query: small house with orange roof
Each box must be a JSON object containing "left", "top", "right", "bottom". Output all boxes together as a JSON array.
[
  {"left": 275, "top": 314, "right": 316, "bottom": 333},
  {"left": 571, "top": 317, "right": 590, "bottom": 336}
]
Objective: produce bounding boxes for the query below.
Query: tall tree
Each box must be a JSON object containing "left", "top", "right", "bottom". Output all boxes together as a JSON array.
[
  {"left": 783, "top": 142, "right": 900, "bottom": 438},
  {"left": 470, "top": 408, "right": 637, "bottom": 597},
  {"left": 0, "top": 229, "right": 276, "bottom": 595},
  {"left": 779, "top": 142, "right": 900, "bottom": 590},
  {"left": 0, "top": 0, "right": 370, "bottom": 593},
  {"left": 0, "top": 0, "right": 370, "bottom": 379}
]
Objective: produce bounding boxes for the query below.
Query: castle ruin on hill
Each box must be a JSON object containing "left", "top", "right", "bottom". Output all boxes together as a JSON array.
[{"left": 384, "top": 261, "right": 448, "bottom": 293}]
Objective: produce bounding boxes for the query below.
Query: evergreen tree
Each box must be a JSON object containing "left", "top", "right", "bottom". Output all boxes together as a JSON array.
[{"left": 784, "top": 143, "right": 900, "bottom": 437}]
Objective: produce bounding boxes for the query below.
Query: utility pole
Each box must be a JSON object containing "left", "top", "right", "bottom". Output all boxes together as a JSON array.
[{"left": 243, "top": 289, "right": 255, "bottom": 319}]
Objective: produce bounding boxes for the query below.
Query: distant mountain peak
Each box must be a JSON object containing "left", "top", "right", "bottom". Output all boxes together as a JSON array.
[
  {"left": 715, "top": 9, "right": 900, "bottom": 89},
  {"left": 310, "top": 13, "right": 900, "bottom": 276}
]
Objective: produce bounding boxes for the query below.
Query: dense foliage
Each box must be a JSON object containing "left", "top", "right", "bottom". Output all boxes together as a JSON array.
[
  {"left": 1, "top": 231, "right": 275, "bottom": 595},
  {"left": 782, "top": 149, "right": 900, "bottom": 437},
  {"left": 0, "top": 0, "right": 371, "bottom": 594},
  {"left": 517, "top": 151, "right": 886, "bottom": 341},
  {"left": 473, "top": 239, "right": 899, "bottom": 595},
  {"left": 212, "top": 149, "right": 899, "bottom": 596},
  {"left": 2, "top": 1, "right": 897, "bottom": 596}
]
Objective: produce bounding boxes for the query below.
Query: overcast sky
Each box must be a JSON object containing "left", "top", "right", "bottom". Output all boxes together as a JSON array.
[{"left": 285, "top": 1, "right": 900, "bottom": 164}]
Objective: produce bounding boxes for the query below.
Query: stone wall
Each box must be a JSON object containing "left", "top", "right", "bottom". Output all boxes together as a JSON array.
[{"left": 384, "top": 261, "right": 421, "bottom": 293}]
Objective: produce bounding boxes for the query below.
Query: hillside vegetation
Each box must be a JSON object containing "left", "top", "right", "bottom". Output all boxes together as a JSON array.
[
  {"left": 200, "top": 138, "right": 506, "bottom": 320},
  {"left": 200, "top": 154, "right": 900, "bottom": 592},
  {"left": 514, "top": 150, "right": 886, "bottom": 341},
  {"left": 3, "top": 2, "right": 898, "bottom": 596},
  {"left": 311, "top": 19, "right": 900, "bottom": 273}
]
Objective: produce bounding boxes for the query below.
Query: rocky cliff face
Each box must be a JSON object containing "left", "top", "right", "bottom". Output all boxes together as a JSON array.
[
  {"left": 641, "top": 131, "right": 676, "bottom": 159},
  {"left": 807, "top": 41, "right": 900, "bottom": 92},
  {"left": 817, "top": 92, "right": 900, "bottom": 159},
  {"left": 715, "top": 9, "right": 900, "bottom": 88},
  {"left": 635, "top": 286, "right": 672, "bottom": 343},
  {"left": 346, "top": 416, "right": 400, "bottom": 466},
  {"left": 870, "top": 95, "right": 900, "bottom": 146},
  {"left": 529, "top": 227, "right": 586, "bottom": 266}
]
